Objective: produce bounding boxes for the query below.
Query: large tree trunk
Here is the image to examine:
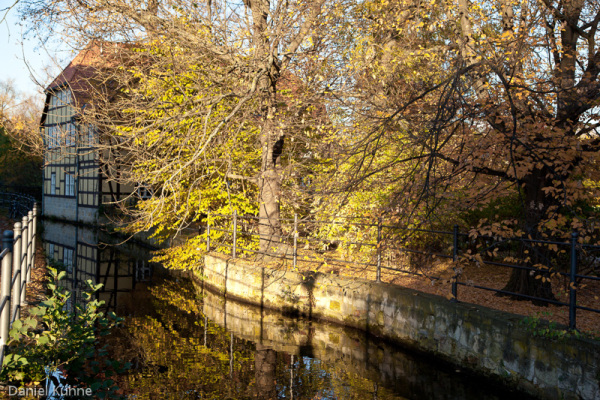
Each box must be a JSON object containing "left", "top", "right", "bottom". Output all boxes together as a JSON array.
[
  {"left": 501, "top": 268, "right": 554, "bottom": 305},
  {"left": 258, "top": 112, "right": 284, "bottom": 254},
  {"left": 457, "top": 0, "right": 555, "bottom": 303},
  {"left": 500, "top": 168, "right": 556, "bottom": 304},
  {"left": 499, "top": 2, "right": 585, "bottom": 304},
  {"left": 251, "top": 0, "right": 284, "bottom": 255}
]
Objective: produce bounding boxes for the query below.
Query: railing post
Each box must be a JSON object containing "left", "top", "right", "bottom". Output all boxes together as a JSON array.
[
  {"left": 206, "top": 213, "right": 211, "bottom": 252},
  {"left": 2, "top": 230, "right": 13, "bottom": 253},
  {"left": 204, "top": 315, "right": 207, "bottom": 347},
  {"left": 229, "top": 331, "right": 234, "bottom": 378},
  {"left": 26, "top": 211, "right": 33, "bottom": 284},
  {"left": 451, "top": 224, "right": 459, "bottom": 302},
  {"left": 293, "top": 214, "right": 298, "bottom": 270},
  {"left": 569, "top": 231, "right": 578, "bottom": 330},
  {"left": 11, "top": 222, "right": 22, "bottom": 321},
  {"left": 376, "top": 217, "right": 382, "bottom": 282},
  {"left": 1, "top": 230, "right": 14, "bottom": 349},
  {"left": 232, "top": 210, "right": 237, "bottom": 259},
  {"left": 10, "top": 199, "right": 16, "bottom": 219},
  {"left": 31, "top": 203, "right": 37, "bottom": 278},
  {"left": 20, "top": 215, "right": 28, "bottom": 306}
]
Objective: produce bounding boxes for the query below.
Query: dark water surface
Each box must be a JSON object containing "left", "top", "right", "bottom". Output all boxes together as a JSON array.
[{"left": 42, "top": 221, "right": 537, "bottom": 400}]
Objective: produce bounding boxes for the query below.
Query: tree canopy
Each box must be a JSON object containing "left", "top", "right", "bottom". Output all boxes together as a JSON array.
[
  {"left": 20, "top": 0, "right": 346, "bottom": 251},
  {"left": 17, "top": 0, "right": 600, "bottom": 298},
  {"left": 336, "top": 0, "right": 600, "bottom": 298}
]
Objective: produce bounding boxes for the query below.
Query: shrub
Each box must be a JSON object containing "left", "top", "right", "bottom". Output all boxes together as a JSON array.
[{"left": 1, "top": 267, "right": 129, "bottom": 398}]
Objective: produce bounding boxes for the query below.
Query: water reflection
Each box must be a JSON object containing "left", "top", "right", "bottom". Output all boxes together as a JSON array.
[
  {"left": 41, "top": 220, "right": 155, "bottom": 312},
  {"left": 41, "top": 221, "right": 535, "bottom": 399},
  {"left": 107, "top": 272, "right": 536, "bottom": 400}
]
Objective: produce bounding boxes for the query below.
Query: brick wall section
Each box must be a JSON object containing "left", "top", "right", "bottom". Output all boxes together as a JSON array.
[
  {"left": 202, "top": 253, "right": 600, "bottom": 400},
  {"left": 43, "top": 197, "right": 97, "bottom": 224}
]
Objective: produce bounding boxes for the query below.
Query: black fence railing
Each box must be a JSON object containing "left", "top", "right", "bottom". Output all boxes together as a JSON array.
[
  {"left": 0, "top": 188, "right": 37, "bottom": 220},
  {"left": 199, "top": 212, "right": 600, "bottom": 331}
]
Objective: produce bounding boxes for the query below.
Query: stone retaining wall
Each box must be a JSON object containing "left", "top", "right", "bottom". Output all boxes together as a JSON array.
[
  {"left": 201, "top": 253, "right": 600, "bottom": 400},
  {"left": 200, "top": 288, "right": 531, "bottom": 399}
]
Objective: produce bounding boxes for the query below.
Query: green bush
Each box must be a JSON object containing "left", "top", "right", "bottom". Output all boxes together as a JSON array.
[{"left": 1, "top": 267, "right": 129, "bottom": 397}]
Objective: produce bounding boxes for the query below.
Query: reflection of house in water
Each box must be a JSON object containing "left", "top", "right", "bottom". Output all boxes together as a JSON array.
[{"left": 42, "top": 220, "right": 154, "bottom": 311}]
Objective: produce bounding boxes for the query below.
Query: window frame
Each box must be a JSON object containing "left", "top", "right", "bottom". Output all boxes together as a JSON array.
[
  {"left": 47, "top": 126, "right": 58, "bottom": 149},
  {"left": 65, "top": 122, "right": 76, "bottom": 147},
  {"left": 48, "top": 243, "right": 55, "bottom": 261},
  {"left": 65, "top": 173, "right": 75, "bottom": 197},
  {"left": 50, "top": 173, "right": 56, "bottom": 195},
  {"left": 87, "top": 125, "right": 96, "bottom": 146},
  {"left": 49, "top": 87, "right": 72, "bottom": 109},
  {"left": 63, "top": 248, "right": 74, "bottom": 274}
]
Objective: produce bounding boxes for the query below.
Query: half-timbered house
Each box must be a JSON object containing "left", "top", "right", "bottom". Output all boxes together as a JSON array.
[{"left": 41, "top": 44, "right": 131, "bottom": 223}]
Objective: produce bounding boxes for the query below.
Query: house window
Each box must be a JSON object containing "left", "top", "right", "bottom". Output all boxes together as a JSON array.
[
  {"left": 65, "top": 174, "right": 75, "bottom": 197},
  {"left": 49, "top": 88, "right": 72, "bottom": 108},
  {"left": 47, "top": 126, "right": 58, "bottom": 149},
  {"left": 137, "top": 184, "right": 153, "bottom": 200},
  {"left": 53, "top": 88, "right": 72, "bottom": 107},
  {"left": 63, "top": 88, "right": 72, "bottom": 105},
  {"left": 65, "top": 122, "right": 76, "bottom": 147},
  {"left": 50, "top": 173, "right": 56, "bottom": 195},
  {"left": 63, "top": 248, "right": 74, "bottom": 273},
  {"left": 48, "top": 243, "right": 55, "bottom": 261},
  {"left": 65, "top": 296, "right": 73, "bottom": 312},
  {"left": 87, "top": 125, "right": 96, "bottom": 146}
]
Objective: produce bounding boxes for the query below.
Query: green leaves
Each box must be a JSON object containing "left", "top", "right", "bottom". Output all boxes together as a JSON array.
[
  {"left": 3, "top": 353, "right": 29, "bottom": 367},
  {"left": 1, "top": 267, "right": 128, "bottom": 397},
  {"left": 8, "top": 319, "right": 31, "bottom": 342},
  {"left": 86, "top": 279, "right": 104, "bottom": 292},
  {"left": 29, "top": 305, "right": 47, "bottom": 316},
  {"left": 36, "top": 334, "right": 50, "bottom": 346}
]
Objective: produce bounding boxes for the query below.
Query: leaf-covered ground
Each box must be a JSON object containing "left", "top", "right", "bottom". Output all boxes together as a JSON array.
[{"left": 256, "top": 248, "right": 600, "bottom": 337}]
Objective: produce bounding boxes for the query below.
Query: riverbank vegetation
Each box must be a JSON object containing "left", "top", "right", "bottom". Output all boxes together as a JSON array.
[
  {"left": 14, "top": 0, "right": 600, "bottom": 307},
  {"left": 0, "top": 79, "right": 42, "bottom": 199},
  {"left": 0, "top": 268, "right": 128, "bottom": 397}
]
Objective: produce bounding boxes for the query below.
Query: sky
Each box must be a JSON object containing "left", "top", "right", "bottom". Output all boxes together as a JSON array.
[{"left": 0, "top": 3, "right": 61, "bottom": 98}]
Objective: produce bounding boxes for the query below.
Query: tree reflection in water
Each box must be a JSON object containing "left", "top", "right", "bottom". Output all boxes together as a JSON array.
[
  {"left": 255, "top": 345, "right": 277, "bottom": 399},
  {"left": 104, "top": 272, "right": 536, "bottom": 400}
]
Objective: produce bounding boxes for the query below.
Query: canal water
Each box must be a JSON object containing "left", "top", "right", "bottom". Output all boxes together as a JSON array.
[{"left": 42, "top": 220, "right": 537, "bottom": 399}]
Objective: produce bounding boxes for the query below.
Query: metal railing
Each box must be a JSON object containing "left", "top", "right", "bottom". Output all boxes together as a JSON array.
[
  {"left": 201, "top": 212, "right": 600, "bottom": 331},
  {"left": 0, "top": 203, "right": 38, "bottom": 366},
  {"left": 0, "top": 188, "right": 37, "bottom": 220}
]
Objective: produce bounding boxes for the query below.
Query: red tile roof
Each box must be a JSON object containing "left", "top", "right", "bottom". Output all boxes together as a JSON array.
[{"left": 46, "top": 41, "right": 126, "bottom": 108}]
